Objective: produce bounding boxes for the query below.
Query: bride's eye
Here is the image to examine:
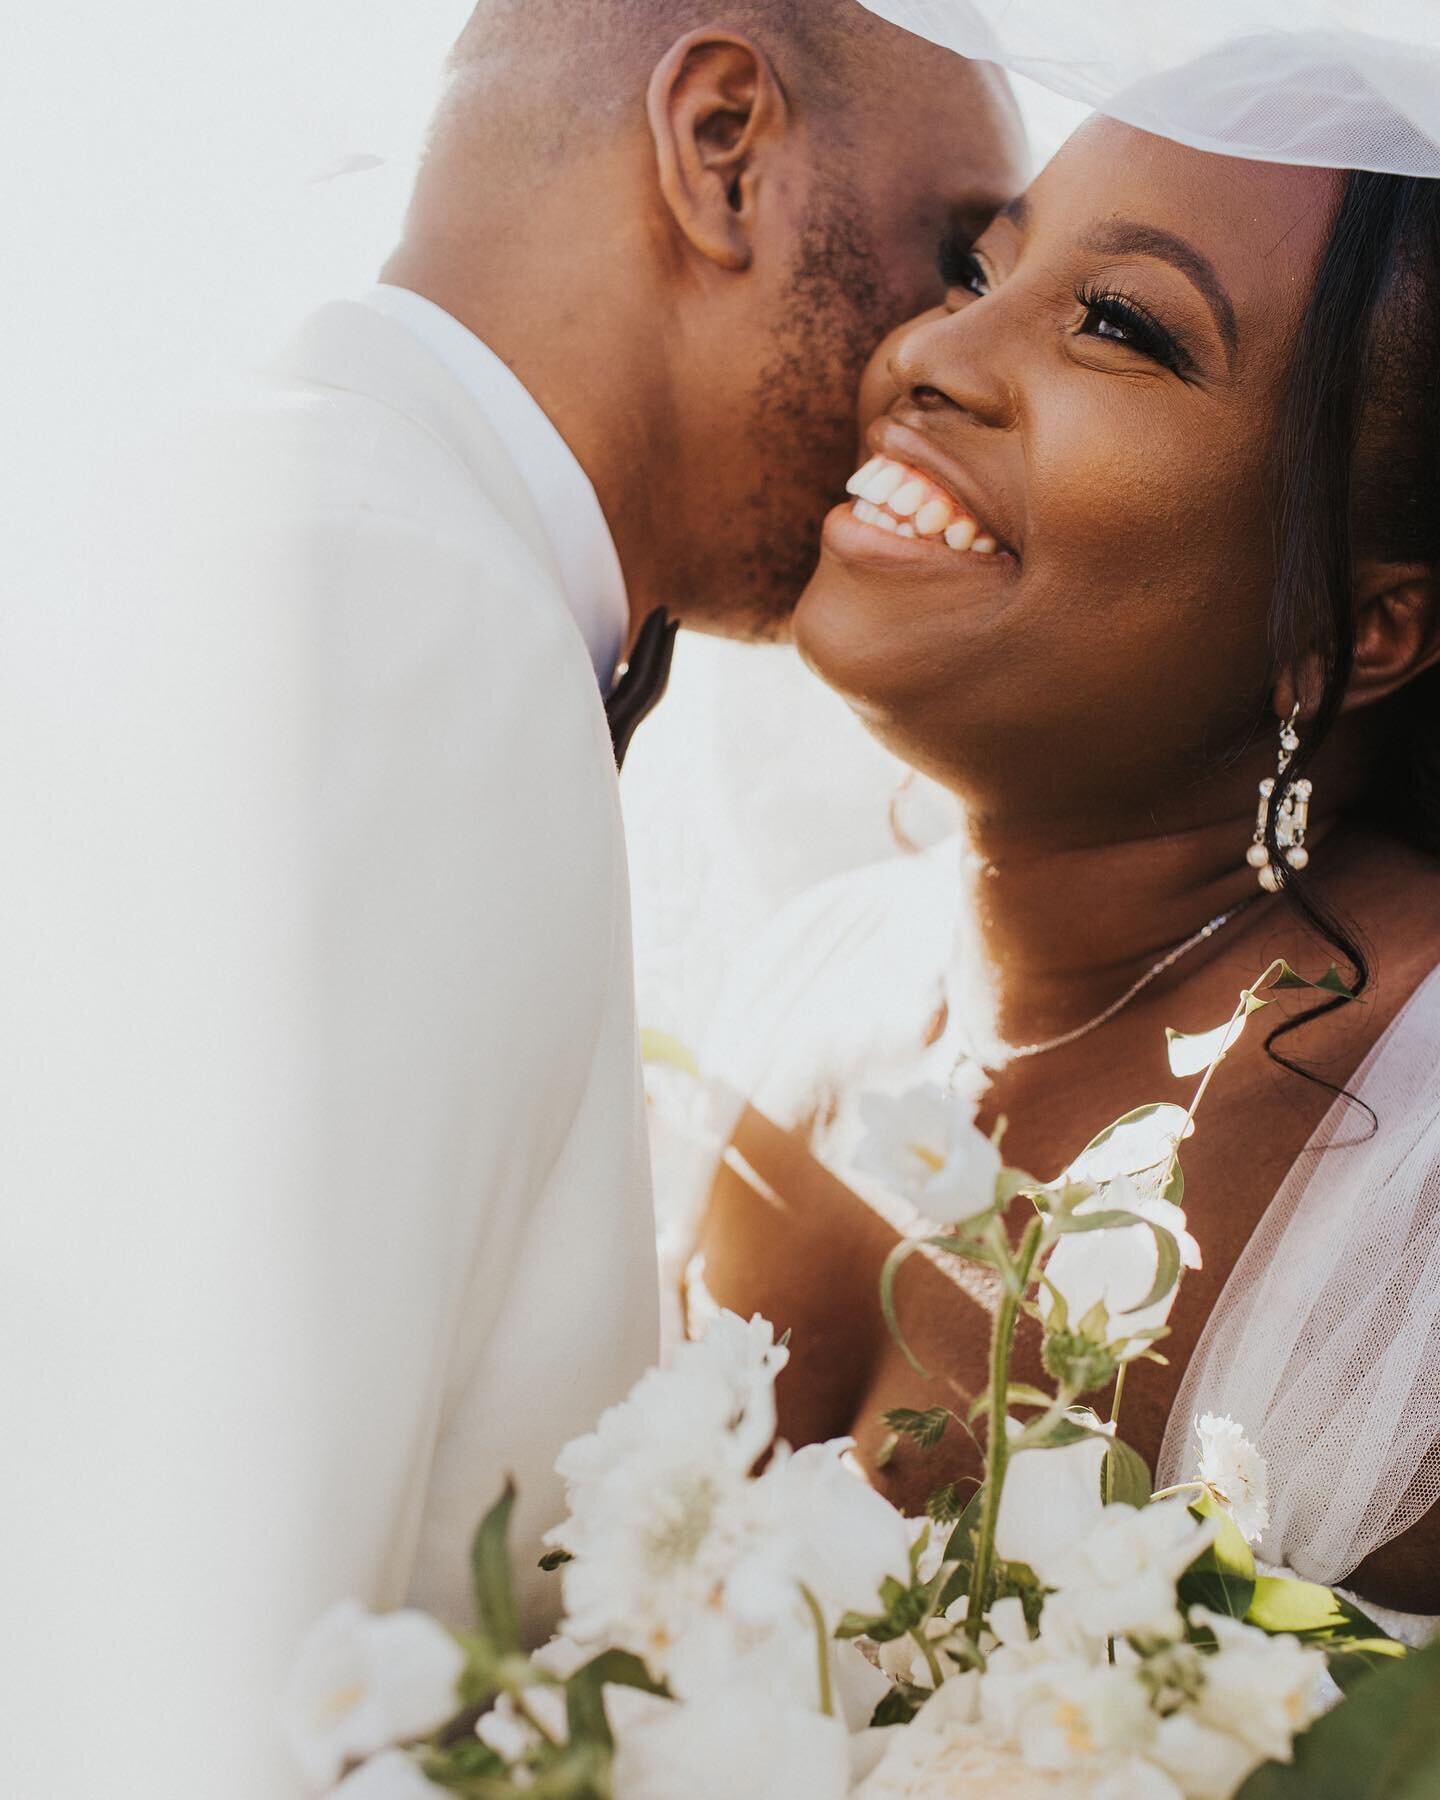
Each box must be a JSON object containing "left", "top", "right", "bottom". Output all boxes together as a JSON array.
[
  {"left": 1074, "top": 283, "right": 1189, "bottom": 374},
  {"left": 937, "top": 231, "right": 988, "bottom": 298}
]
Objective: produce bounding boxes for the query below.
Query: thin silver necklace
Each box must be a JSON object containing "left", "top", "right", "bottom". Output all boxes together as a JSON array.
[{"left": 947, "top": 898, "right": 1258, "bottom": 1085}]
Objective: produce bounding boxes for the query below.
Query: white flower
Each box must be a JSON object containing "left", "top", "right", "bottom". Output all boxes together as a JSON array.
[
  {"left": 610, "top": 1683, "right": 851, "bottom": 1800},
  {"left": 283, "top": 1602, "right": 464, "bottom": 1791},
  {"left": 1189, "top": 1610, "right": 1324, "bottom": 1764},
  {"left": 1194, "top": 1415, "right": 1270, "bottom": 1546},
  {"left": 330, "top": 1750, "right": 449, "bottom": 1798},
  {"left": 993, "top": 1415, "right": 1111, "bottom": 1586},
  {"left": 746, "top": 1439, "right": 913, "bottom": 1619},
  {"left": 1148, "top": 1711, "right": 1265, "bottom": 1800},
  {"left": 555, "top": 1310, "right": 786, "bottom": 1497},
  {"left": 855, "top": 1084, "right": 1003, "bottom": 1224},
  {"left": 1045, "top": 1501, "right": 1217, "bottom": 1644},
  {"left": 1017, "top": 1662, "right": 1156, "bottom": 1772},
  {"left": 550, "top": 1312, "right": 791, "bottom": 1673},
  {"left": 474, "top": 1682, "right": 567, "bottom": 1765},
  {"left": 1040, "top": 1176, "right": 1201, "bottom": 1359},
  {"left": 555, "top": 1431, "right": 752, "bottom": 1673}
]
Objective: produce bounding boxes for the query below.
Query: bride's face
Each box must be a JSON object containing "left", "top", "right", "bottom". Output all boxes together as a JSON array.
[{"left": 793, "top": 117, "right": 1342, "bottom": 826}]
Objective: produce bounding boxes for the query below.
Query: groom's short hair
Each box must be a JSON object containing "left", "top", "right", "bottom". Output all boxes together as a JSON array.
[{"left": 452, "top": 0, "right": 879, "bottom": 137}]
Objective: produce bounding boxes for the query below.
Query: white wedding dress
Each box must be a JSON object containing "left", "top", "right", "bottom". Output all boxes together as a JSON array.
[{"left": 654, "top": 836, "right": 1440, "bottom": 1643}]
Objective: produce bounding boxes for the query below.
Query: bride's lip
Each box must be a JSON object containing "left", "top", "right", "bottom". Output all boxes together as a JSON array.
[
  {"left": 821, "top": 499, "right": 1015, "bottom": 573},
  {"left": 866, "top": 418, "right": 1016, "bottom": 561}
]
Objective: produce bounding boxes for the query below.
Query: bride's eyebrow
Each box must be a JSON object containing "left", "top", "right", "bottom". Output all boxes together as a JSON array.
[{"left": 1081, "top": 218, "right": 1239, "bottom": 363}]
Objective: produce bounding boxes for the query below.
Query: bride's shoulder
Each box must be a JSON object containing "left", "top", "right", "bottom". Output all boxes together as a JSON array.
[{"left": 701, "top": 838, "right": 963, "bottom": 1118}]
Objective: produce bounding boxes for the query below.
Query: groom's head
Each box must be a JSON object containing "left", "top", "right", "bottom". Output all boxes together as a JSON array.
[{"left": 393, "top": 2, "right": 1024, "bottom": 638}]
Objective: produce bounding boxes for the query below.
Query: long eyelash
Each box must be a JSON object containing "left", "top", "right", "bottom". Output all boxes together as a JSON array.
[
  {"left": 937, "top": 229, "right": 983, "bottom": 292},
  {"left": 1074, "top": 282, "right": 1191, "bottom": 374}
]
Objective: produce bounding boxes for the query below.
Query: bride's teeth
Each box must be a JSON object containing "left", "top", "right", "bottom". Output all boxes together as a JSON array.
[
  {"left": 944, "top": 518, "right": 978, "bottom": 552},
  {"left": 889, "top": 479, "right": 927, "bottom": 517},
  {"left": 845, "top": 456, "right": 884, "bottom": 497},
  {"left": 872, "top": 510, "right": 899, "bottom": 532},
  {"left": 971, "top": 534, "right": 998, "bottom": 555},
  {"left": 896, "top": 522, "right": 916, "bottom": 538},
  {"left": 862, "top": 463, "right": 905, "bottom": 504},
  {"left": 913, "top": 498, "right": 954, "bottom": 537}
]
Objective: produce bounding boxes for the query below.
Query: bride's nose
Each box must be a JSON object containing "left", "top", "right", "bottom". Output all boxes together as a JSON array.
[{"left": 886, "top": 307, "right": 1017, "bottom": 432}]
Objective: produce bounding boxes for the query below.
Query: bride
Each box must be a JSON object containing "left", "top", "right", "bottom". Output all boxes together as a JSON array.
[{"left": 679, "top": 95, "right": 1440, "bottom": 1627}]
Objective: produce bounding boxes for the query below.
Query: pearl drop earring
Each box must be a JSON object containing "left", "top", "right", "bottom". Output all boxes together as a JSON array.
[{"left": 1246, "top": 705, "right": 1311, "bottom": 892}]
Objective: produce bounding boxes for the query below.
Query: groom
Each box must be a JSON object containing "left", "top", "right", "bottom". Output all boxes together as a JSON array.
[{"left": 251, "top": 0, "right": 1022, "bottom": 1669}]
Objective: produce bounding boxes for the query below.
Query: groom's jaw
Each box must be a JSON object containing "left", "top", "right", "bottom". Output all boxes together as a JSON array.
[{"left": 844, "top": 455, "right": 1000, "bottom": 555}]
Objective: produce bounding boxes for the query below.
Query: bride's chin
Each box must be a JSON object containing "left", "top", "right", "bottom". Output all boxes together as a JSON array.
[{"left": 795, "top": 524, "right": 978, "bottom": 710}]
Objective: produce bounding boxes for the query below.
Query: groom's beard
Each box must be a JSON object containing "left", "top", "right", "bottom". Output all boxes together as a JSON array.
[{"left": 725, "top": 193, "right": 904, "bottom": 642}]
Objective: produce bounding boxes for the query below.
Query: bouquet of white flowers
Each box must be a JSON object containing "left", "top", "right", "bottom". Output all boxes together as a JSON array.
[{"left": 287, "top": 963, "right": 1437, "bottom": 1799}]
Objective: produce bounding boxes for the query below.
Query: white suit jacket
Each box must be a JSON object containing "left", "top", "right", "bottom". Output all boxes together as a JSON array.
[
  {"left": 280, "top": 296, "right": 657, "bottom": 1600},
  {"left": 169, "top": 299, "right": 661, "bottom": 1786}
]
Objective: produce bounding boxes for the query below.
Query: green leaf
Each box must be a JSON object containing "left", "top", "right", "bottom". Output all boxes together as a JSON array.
[
  {"left": 1326, "top": 1638, "right": 1410, "bottom": 1696},
  {"left": 995, "top": 1166, "right": 1044, "bottom": 1207},
  {"left": 1126, "top": 1222, "right": 1182, "bottom": 1316},
  {"left": 1102, "top": 1437, "right": 1153, "bottom": 1509},
  {"left": 1050, "top": 1206, "right": 1153, "bottom": 1234},
  {"left": 925, "top": 1481, "right": 965, "bottom": 1525},
  {"left": 882, "top": 1405, "right": 951, "bottom": 1450},
  {"left": 871, "top": 1682, "right": 928, "bottom": 1727},
  {"left": 421, "top": 1740, "right": 510, "bottom": 1793},
  {"left": 1162, "top": 1159, "right": 1185, "bottom": 1205},
  {"left": 879, "top": 1240, "right": 932, "bottom": 1379},
  {"left": 538, "top": 1547, "right": 573, "bottom": 1573},
  {"left": 836, "top": 1573, "right": 932, "bottom": 1643},
  {"left": 1017, "top": 1413, "right": 1110, "bottom": 1451},
  {"left": 1270, "top": 961, "right": 1355, "bottom": 998},
  {"left": 1243, "top": 1577, "right": 1401, "bottom": 1692},
  {"left": 966, "top": 1382, "right": 1054, "bottom": 1423},
  {"left": 1234, "top": 1637, "right": 1440, "bottom": 1799},
  {"left": 564, "top": 1648, "right": 668, "bottom": 1750},
  {"left": 926, "top": 1226, "right": 1005, "bottom": 1266},
  {"left": 875, "top": 1430, "right": 899, "bottom": 1471},
  {"left": 1178, "top": 1490, "right": 1255, "bottom": 1621},
  {"left": 1245, "top": 1576, "right": 1385, "bottom": 1642},
  {"left": 937, "top": 1485, "right": 988, "bottom": 1614},
  {"left": 471, "top": 1481, "right": 521, "bottom": 1656}
]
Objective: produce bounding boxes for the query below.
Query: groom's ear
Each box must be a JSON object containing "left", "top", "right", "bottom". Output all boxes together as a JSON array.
[{"left": 645, "top": 31, "right": 790, "bottom": 275}]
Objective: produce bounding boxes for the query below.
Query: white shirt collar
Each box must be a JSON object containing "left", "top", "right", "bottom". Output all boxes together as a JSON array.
[{"left": 363, "top": 283, "right": 629, "bottom": 689}]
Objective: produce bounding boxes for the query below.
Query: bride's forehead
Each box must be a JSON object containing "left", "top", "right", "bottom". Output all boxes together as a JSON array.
[{"left": 1023, "top": 115, "right": 1339, "bottom": 283}]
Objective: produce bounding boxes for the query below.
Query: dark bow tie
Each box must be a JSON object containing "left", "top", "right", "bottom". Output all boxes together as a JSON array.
[{"left": 605, "top": 606, "right": 679, "bottom": 770}]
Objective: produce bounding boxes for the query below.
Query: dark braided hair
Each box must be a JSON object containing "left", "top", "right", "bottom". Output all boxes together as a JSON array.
[{"left": 1261, "top": 170, "right": 1440, "bottom": 1083}]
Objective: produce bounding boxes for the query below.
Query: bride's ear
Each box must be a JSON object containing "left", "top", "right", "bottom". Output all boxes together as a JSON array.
[
  {"left": 1341, "top": 562, "right": 1440, "bottom": 713},
  {"left": 1271, "top": 563, "right": 1440, "bottom": 721},
  {"left": 646, "top": 31, "right": 789, "bottom": 275}
]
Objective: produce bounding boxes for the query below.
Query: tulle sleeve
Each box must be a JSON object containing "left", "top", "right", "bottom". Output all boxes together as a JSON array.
[{"left": 1158, "top": 966, "right": 1440, "bottom": 1589}]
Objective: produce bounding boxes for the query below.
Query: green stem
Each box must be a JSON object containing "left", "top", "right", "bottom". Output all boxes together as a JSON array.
[
  {"left": 965, "top": 1216, "right": 1044, "bottom": 1643},
  {"left": 912, "top": 1627, "right": 945, "bottom": 1690},
  {"left": 799, "top": 1584, "right": 834, "bottom": 1718},
  {"left": 1150, "top": 1480, "right": 1208, "bottom": 1504}
]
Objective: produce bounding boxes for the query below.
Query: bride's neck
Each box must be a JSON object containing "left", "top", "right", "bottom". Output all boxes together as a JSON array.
[{"left": 953, "top": 809, "right": 1316, "bottom": 1056}]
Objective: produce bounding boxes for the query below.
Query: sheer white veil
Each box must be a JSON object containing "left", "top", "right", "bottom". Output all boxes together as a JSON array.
[{"left": 859, "top": 0, "right": 1440, "bottom": 176}]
